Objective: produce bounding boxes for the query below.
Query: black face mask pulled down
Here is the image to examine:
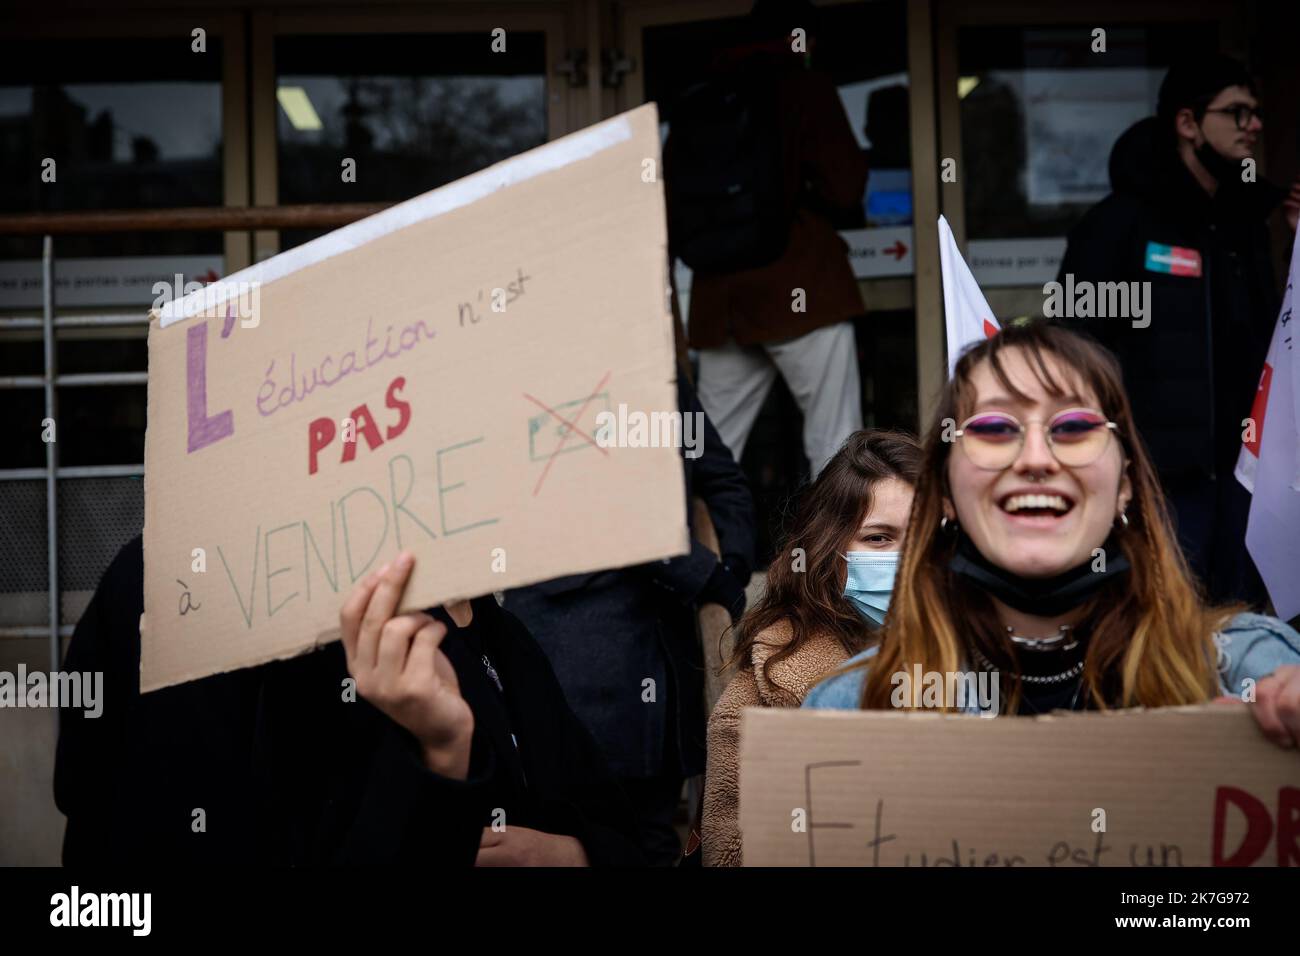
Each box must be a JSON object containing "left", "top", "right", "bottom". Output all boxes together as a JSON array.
[
  {"left": 1194, "top": 135, "right": 1238, "bottom": 187},
  {"left": 947, "top": 531, "right": 1131, "bottom": 618}
]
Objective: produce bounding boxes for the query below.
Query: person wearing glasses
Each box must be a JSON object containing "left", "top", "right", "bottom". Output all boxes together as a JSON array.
[
  {"left": 1057, "top": 55, "right": 1300, "bottom": 606},
  {"left": 804, "top": 323, "right": 1300, "bottom": 744}
]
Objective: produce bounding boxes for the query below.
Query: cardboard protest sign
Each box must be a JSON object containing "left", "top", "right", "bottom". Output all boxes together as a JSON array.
[
  {"left": 740, "top": 705, "right": 1299, "bottom": 866},
  {"left": 141, "top": 104, "right": 687, "bottom": 691}
]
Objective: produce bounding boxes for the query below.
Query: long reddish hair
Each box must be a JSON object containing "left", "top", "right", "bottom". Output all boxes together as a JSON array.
[{"left": 859, "top": 322, "right": 1231, "bottom": 712}]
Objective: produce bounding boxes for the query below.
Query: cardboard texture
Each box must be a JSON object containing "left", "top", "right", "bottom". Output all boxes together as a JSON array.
[
  {"left": 141, "top": 104, "right": 686, "bottom": 691},
  {"left": 739, "top": 705, "right": 1299, "bottom": 866}
]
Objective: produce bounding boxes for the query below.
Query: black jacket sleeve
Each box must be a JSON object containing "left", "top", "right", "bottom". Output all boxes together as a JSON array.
[
  {"left": 636, "top": 375, "right": 755, "bottom": 607},
  {"left": 683, "top": 376, "right": 756, "bottom": 584}
]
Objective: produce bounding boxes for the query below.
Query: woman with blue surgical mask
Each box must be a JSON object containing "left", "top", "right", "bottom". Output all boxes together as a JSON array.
[
  {"left": 842, "top": 486, "right": 912, "bottom": 626},
  {"left": 698, "top": 429, "right": 920, "bottom": 866}
]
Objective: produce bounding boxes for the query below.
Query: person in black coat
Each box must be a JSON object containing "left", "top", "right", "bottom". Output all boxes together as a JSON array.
[
  {"left": 258, "top": 554, "right": 646, "bottom": 866},
  {"left": 56, "top": 539, "right": 646, "bottom": 866},
  {"left": 1056, "top": 55, "right": 1298, "bottom": 604},
  {"left": 502, "top": 371, "right": 756, "bottom": 865},
  {"left": 54, "top": 535, "right": 264, "bottom": 865}
]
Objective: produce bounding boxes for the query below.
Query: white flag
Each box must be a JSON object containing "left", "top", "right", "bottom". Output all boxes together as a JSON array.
[
  {"left": 1239, "top": 239, "right": 1300, "bottom": 619},
  {"left": 939, "top": 215, "right": 1000, "bottom": 378}
]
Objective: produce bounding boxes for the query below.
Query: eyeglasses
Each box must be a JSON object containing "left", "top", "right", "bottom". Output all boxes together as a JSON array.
[
  {"left": 1203, "top": 105, "right": 1263, "bottom": 130},
  {"left": 953, "top": 407, "right": 1119, "bottom": 471}
]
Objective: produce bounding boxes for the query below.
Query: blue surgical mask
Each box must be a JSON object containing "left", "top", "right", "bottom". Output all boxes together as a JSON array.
[{"left": 843, "top": 551, "right": 900, "bottom": 627}]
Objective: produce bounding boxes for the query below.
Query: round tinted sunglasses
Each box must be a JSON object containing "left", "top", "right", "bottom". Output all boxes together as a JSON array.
[{"left": 954, "top": 407, "right": 1119, "bottom": 471}]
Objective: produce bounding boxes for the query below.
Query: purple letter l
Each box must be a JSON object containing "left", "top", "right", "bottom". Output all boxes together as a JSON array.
[{"left": 186, "top": 321, "right": 234, "bottom": 453}]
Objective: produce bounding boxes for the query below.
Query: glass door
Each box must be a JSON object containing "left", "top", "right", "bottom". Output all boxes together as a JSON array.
[
  {"left": 250, "top": 4, "right": 574, "bottom": 259},
  {"left": 934, "top": 0, "right": 1239, "bottom": 321}
]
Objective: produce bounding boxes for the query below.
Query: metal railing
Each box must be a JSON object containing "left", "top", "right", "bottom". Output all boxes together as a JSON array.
[{"left": 0, "top": 204, "right": 389, "bottom": 669}]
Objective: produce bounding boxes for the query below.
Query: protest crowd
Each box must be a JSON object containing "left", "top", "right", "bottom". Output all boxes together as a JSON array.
[{"left": 40, "top": 0, "right": 1300, "bottom": 871}]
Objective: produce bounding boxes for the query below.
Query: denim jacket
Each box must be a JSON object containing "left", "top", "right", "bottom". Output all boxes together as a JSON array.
[{"left": 802, "top": 612, "right": 1300, "bottom": 712}]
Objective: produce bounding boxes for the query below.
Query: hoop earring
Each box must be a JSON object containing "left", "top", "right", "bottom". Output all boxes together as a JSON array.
[
  {"left": 940, "top": 515, "right": 958, "bottom": 532},
  {"left": 1116, "top": 510, "right": 1130, "bottom": 530}
]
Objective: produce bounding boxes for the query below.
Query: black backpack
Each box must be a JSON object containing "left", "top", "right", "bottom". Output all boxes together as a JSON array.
[{"left": 665, "top": 71, "right": 791, "bottom": 275}]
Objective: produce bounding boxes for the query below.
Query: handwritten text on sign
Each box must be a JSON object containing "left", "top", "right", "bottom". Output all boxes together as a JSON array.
[
  {"left": 180, "top": 285, "right": 525, "bottom": 631},
  {"left": 141, "top": 104, "right": 687, "bottom": 691},
  {"left": 739, "top": 706, "right": 1299, "bottom": 867}
]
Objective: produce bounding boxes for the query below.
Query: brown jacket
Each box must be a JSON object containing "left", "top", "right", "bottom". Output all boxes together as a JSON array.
[
  {"left": 684, "top": 65, "right": 868, "bottom": 349},
  {"left": 702, "top": 622, "right": 851, "bottom": 866}
]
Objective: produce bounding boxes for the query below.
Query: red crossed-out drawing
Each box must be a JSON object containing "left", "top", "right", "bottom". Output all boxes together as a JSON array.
[{"left": 522, "top": 370, "right": 611, "bottom": 496}]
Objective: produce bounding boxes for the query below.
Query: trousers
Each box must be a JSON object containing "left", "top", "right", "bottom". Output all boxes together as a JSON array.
[{"left": 695, "top": 321, "right": 862, "bottom": 475}]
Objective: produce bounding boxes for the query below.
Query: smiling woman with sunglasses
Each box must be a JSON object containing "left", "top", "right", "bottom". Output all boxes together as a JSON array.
[{"left": 804, "top": 322, "right": 1300, "bottom": 747}]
